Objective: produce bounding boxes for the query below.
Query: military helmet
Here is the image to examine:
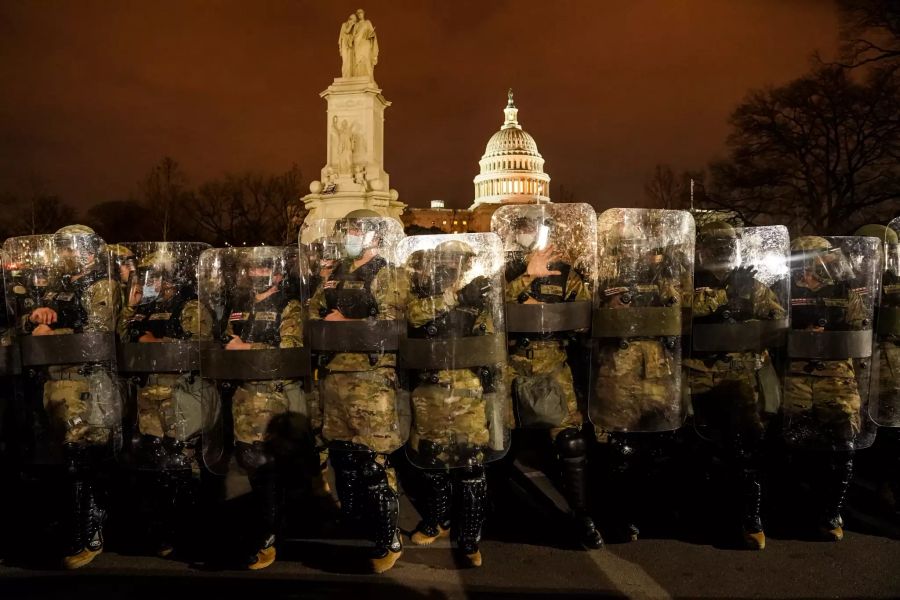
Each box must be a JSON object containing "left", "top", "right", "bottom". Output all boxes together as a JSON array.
[
  {"left": 138, "top": 250, "right": 177, "bottom": 271},
  {"left": 512, "top": 205, "right": 553, "bottom": 231},
  {"left": 698, "top": 220, "right": 738, "bottom": 241},
  {"left": 435, "top": 239, "right": 476, "bottom": 257},
  {"left": 854, "top": 224, "right": 899, "bottom": 245},
  {"left": 790, "top": 236, "right": 831, "bottom": 253},
  {"left": 55, "top": 224, "right": 96, "bottom": 236},
  {"left": 107, "top": 243, "right": 134, "bottom": 258}
]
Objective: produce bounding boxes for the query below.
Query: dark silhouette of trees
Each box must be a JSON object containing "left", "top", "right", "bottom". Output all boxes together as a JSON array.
[
  {"left": 85, "top": 199, "right": 154, "bottom": 242},
  {"left": 705, "top": 65, "right": 900, "bottom": 234},
  {"left": 836, "top": 0, "right": 900, "bottom": 69}
]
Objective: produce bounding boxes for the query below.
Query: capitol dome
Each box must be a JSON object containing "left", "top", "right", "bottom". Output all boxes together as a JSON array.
[{"left": 472, "top": 90, "right": 551, "bottom": 208}]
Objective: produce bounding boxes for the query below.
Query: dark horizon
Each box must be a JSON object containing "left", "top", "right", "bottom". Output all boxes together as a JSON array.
[{"left": 0, "top": 0, "right": 839, "bottom": 211}]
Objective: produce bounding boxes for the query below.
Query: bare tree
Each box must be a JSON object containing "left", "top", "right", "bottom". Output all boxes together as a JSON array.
[
  {"left": 836, "top": 0, "right": 900, "bottom": 69},
  {"left": 708, "top": 65, "right": 900, "bottom": 235},
  {"left": 141, "top": 156, "right": 188, "bottom": 241}
]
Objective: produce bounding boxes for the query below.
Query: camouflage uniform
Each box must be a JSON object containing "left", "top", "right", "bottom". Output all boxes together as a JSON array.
[
  {"left": 403, "top": 240, "right": 496, "bottom": 566},
  {"left": 118, "top": 254, "right": 206, "bottom": 556},
  {"left": 14, "top": 225, "right": 121, "bottom": 569},
  {"left": 684, "top": 221, "right": 788, "bottom": 549},
  {"left": 784, "top": 235, "right": 874, "bottom": 540},
  {"left": 307, "top": 210, "right": 405, "bottom": 573}
]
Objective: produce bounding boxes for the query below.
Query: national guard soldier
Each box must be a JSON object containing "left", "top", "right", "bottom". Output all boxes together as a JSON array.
[
  {"left": 855, "top": 222, "right": 900, "bottom": 514},
  {"left": 4, "top": 225, "right": 121, "bottom": 569},
  {"left": 397, "top": 235, "right": 509, "bottom": 568},
  {"left": 108, "top": 244, "right": 137, "bottom": 306},
  {"left": 304, "top": 210, "right": 407, "bottom": 574},
  {"left": 117, "top": 242, "right": 207, "bottom": 557},
  {"left": 200, "top": 246, "right": 312, "bottom": 570},
  {"left": 590, "top": 209, "right": 694, "bottom": 542},
  {"left": 685, "top": 222, "right": 789, "bottom": 549},
  {"left": 783, "top": 235, "right": 879, "bottom": 540},
  {"left": 491, "top": 203, "right": 603, "bottom": 549}
]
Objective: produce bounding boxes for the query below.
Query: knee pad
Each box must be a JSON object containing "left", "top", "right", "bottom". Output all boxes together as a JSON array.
[
  {"left": 555, "top": 428, "right": 587, "bottom": 460},
  {"left": 235, "top": 441, "right": 274, "bottom": 475}
]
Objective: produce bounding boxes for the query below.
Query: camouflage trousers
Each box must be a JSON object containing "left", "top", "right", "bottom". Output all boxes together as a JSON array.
[
  {"left": 137, "top": 373, "right": 202, "bottom": 441},
  {"left": 507, "top": 340, "right": 583, "bottom": 438},
  {"left": 321, "top": 368, "right": 403, "bottom": 454},
  {"left": 874, "top": 341, "right": 900, "bottom": 426},
  {"left": 685, "top": 355, "right": 766, "bottom": 440},
  {"left": 783, "top": 373, "right": 861, "bottom": 446},
  {"left": 232, "top": 379, "right": 305, "bottom": 444},
  {"left": 410, "top": 369, "right": 490, "bottom": 463},
  {"left": 44, "top": 365, "right": 120, "bottom": 446},
  {"left": 591, "top": 340, "right": 681, "bottom": 433}
]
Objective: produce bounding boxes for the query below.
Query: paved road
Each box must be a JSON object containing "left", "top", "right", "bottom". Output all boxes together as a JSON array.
[{"left": 2, "top": 458, "right": 900, "bottom": 600}]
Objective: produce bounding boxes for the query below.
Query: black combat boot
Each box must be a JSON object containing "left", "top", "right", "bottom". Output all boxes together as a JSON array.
[
  {"left": 246, "top": 466, "right": 281, "bottom": 570},
  {"left": 608, "top": 433, "right": 640, "bottom": 542},
  {"left": 455, "top": 465, "right": 487, "bottom": 568},
  {"left": 820, "top": 451, "right": 854, "bottom": 541},
  {"left": 365, "top": 456, "right": 402, "bottom": 574},
  {"left": 556, "top": 428, "right": 604, "bottom": 549},
  {"left": 411, "top": 469, "right": 452, "bottom": 545}
]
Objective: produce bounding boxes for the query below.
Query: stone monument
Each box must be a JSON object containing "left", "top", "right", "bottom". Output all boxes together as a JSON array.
[{"left": 302, "top": 8, "right": 405, "bottom": 230}]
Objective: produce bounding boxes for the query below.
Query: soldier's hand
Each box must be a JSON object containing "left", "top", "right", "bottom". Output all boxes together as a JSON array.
[
  {"left": 32, "top": 323, "right": 53, "bottom": 336},
  {"left": 526, "top": 246, "right": 563, "bottom": 278},
  {"left": 323, "top": 309, "right": 350, "bottom": 321},
  {"left": 225, "top": 335, "right": 253, "bottom": 350},
  {"left": 127, "top": 285, "right": 142, "bottom": 307},
  {"left": 457, "top": 276, "right": 491, "bottom": 308},
  {"left": 728, "top": 266, "right": 757, "bottom": 298},
  {"left": 138, "top": 331, "right": 162, "bottom": 343},
  {"left": 29, "top": 307, "right": 57, "bottom": 325}
]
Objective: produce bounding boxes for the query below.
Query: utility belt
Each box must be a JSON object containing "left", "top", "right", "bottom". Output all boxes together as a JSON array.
[
  {"left": 505, "top": 301, "right": 591, "bottom": 334},
  {"left": 597, "top": 335, "right": 679, "bottom": 351},
  {"left": 690, "top": 352, "right": 765, "bottom": 372},
  {"left": 414, "top": 367, "right": 493, "bottom": 392},
  {"left": 692, "top": 319, "right": 788, "bottom": 353},
  {"left": 199, "top": 342, "right": 311, "bottom": 381},
  {"left": 509, "top": 337, "right": 567, "bottom": 360}
]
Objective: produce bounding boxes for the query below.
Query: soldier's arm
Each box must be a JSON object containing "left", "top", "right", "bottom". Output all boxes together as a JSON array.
[
  {"left": 117, "top": 304, "right": 135, "bottom": 339},
  {"left": 308, "top": 283, "right": 326, "bottom": 321},
  {"left": 407, "top": 292, "right": 455, "bottom": 328},
  {"left": 82, "top": 279, "right": 119, "bottom": 333},
  {"left": 567, "top": 269, "right": 590, "bottom": 302},
  {"left": 691, "top": 287, "right": 724, "bottom": 317},
  {"left": 278, "top": 299, "right": 304, "bottom": 348},
  {"left": 750, "top": 282, "right": 787, "bottom": 320},
  {"left": 505, "top": 272, "right": 533, "bottom": 302},
  {"left": 846, "top": 287, "right": 870, "bottom": 329},
  {"left": 371, "top": 266, "right": 401, "bottom": 321}
]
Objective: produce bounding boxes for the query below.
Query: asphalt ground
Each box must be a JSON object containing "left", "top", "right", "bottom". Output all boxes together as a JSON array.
[{"left": 2, "top": 429, "right": 900, "bottom": 599}]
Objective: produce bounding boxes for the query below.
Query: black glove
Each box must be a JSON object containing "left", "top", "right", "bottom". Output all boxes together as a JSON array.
[
  {"left": 457, "top": 276, "right": 490, "bottom": 308},
  {"left": 728, "top": 266, "right": 757, "bottom": 300}
]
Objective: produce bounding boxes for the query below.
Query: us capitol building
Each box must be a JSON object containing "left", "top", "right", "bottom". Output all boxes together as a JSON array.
[
  {"left": 293, "top": 10, "right": 553, "bottom": 236},
  {"left": 401, "top": 89, "right": 552, "bottom": 233}
]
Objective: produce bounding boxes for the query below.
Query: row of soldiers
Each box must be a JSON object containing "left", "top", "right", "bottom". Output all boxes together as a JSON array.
[{"left": 0, "top": 205, "right": 896, "bottom": 574}]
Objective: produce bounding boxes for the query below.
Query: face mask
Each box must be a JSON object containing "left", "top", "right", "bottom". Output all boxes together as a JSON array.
[
  {"left": 141, "top": 284, "right": 159, "bottom": 302},
  {"left": 251, "top": 275, "right": 274, "bottom": 293},
  {"left": 516, "top": 233, "right": 535, "bottom": 250},
  {"left": 345, "top": 234, "right": 364, "bottom": 258}
]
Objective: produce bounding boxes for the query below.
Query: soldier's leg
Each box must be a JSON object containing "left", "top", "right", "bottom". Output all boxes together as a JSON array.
[
  {"left": 410, "top": 440, "right": 452, "bottom": 545},
  {"left": 360, "top": 450, "right": 402, "bottom": 573},
  {"left": 235, "top": 441, "right": 281, "bottom": 570},
  {"left": 607, "top": 432, "right": 640, "bottom": 542},
  {"left": 454, "top": 460, "right": 487, "bottom": 568},
  {"left": 819, "top": 450, "right": 854, "bottom": 541},
  {"left": 554, "top": 427, "right": 603, "bottom": 549},
  {"left": 732, "top": 434, "right": 765, "bottom": 550},
  {"left": 329, "top": 442, "right": 365, "bottom": 524},
  {"left": 61, "top": 442, "right": 105, "bottom": 570}
]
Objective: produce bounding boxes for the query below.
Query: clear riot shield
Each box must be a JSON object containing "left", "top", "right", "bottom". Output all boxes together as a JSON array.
[
  {"left": 198, "top": 246, "right": 312, "bottom": 475},
  {"left": 396, "top": 233, "right": 509, "bottom": 469},
  {"left": 687, "top": 225, "right": 790, "bottom": 442},
  {"left": 115, "top": 242, "right": 209, "bottom": 470},
  {"left": 589, "top": 208, "right": 694, "bottom": 433},
  {"left": 783, "top": 236, "right": 879, "bottom": 451},
  {"left": 870, "top": 218, "right": 900, "bottom": 426},
  {"left": 3, "top": 232, "right": 121, "bottom": 464},
  {"left": 491, "top": 203, "right": 596, "bottom": 429},
  {"left": 301, "top": 216, "right": 408, "bottom": 455}
]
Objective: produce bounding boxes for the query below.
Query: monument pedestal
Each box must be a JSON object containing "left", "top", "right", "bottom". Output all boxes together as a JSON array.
[{"left": 302, "top": 76, "right": 405, "bottom": 231}]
